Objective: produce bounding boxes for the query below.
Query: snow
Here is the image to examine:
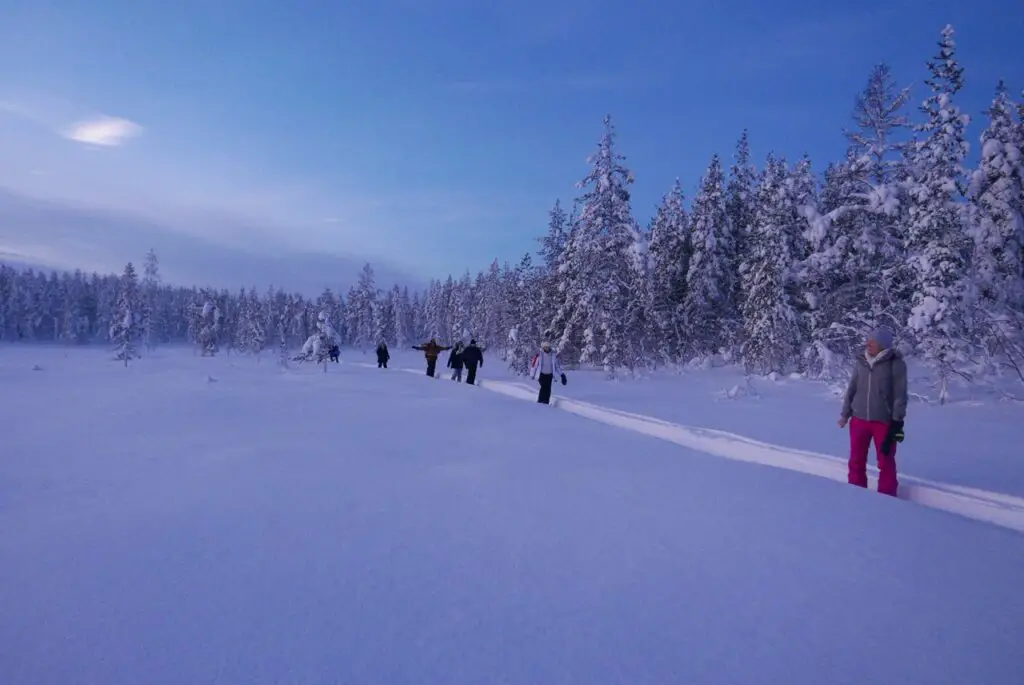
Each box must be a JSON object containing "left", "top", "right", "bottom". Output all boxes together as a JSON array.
[{"left": 2, "top": 345, "right": 1023, "bottom": 684}]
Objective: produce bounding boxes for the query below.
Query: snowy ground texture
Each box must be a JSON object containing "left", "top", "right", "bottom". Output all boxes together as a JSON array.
[{"left": 3, "top": 345, "right": 1024, "bottom": 684}]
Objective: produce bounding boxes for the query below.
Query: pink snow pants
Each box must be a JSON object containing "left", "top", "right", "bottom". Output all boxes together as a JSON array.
[{"left": 848, "top": 417, "right": 898, "bottom": 497}]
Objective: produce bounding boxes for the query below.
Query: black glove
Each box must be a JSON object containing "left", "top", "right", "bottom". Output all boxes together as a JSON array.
[
  {"left": 560, "top": 373, "right": 567, "bottom": 386},
  {"left": 881, "top": 420, "right": 905, "bottom": 455}
]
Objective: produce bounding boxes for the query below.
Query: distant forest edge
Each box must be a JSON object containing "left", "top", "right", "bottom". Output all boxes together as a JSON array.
[{"left": 1, "top": 25, "right": 1022, "bottom": 401}]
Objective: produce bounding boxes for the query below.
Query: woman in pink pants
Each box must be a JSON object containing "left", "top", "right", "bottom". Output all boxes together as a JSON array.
[{"left": 837, "top": 327, "right": 908, "bottom": 497}]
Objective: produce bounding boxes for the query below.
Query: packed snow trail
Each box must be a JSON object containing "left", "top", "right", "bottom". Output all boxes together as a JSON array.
[{"left": 376, "top": 363, "right": 1024, "bottom": 534}]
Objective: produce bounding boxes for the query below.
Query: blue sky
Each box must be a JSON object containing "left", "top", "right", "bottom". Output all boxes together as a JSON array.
[{"left": 0, "top": 0, "right": 1021, "bottom": 290}]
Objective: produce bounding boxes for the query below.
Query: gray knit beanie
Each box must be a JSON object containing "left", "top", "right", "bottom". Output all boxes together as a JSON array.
[{"left": 870, "top": 326, "right": 894, "bottom": 349}]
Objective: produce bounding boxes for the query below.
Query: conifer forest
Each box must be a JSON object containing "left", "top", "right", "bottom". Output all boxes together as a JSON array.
[{"left": 1, "top": 26, "right": 1022, "bottom": 401}]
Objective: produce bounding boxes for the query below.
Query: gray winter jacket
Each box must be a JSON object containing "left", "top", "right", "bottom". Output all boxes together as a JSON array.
[{"left": 840, "top": 349, "right": 908, "bottom": 423}]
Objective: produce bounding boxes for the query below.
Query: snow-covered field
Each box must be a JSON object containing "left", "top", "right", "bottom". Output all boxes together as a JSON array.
[{"left": 2, "top": 344, "right": 1024, "bottom": 684}]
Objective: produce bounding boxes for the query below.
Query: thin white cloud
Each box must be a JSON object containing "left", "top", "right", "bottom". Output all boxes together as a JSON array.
[{"left": 62, "top": 115, "right": 142, "bottom": 146}]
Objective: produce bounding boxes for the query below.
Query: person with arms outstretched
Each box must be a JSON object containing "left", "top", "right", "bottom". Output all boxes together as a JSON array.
[
  {"left": 838, "top": 326, "right": 908, "bottom": 497},
  {"left": 530, "top": 341, "right": 566, "bottom": 404},
  {"left": 412, "top": 338, "right": 451, "bottom": 377}
]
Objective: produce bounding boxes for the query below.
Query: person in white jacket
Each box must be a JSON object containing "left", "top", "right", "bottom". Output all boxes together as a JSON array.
[{"left": 530, "top": 341, "right": 566, "bottom": 404}]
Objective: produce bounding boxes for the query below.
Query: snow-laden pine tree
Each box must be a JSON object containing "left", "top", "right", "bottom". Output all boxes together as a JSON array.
[
  {"left": 198, "top": 295, "right": 222, "bottom": 356},
  {"left": 741, "top": 155, "right": 802, "bottom": 375},
  {"left": 968, "top": 83, "right": 1024, "bottom": 381},
  {"left": 391, "top": 285, "right": 410, "bottom": 347},
  {"left": 783, "top": 154, "right": 819, "bottom": 355},
  {"left": 448, "top": 271, "right": 474, "bottom": 343},
  {"left": 903, "top": 25, "right": 973, "bottom": 402},
  {"left": 375, "top": 287, "right": 397, "bottom": 345},
  {"left": 970, "top": 83, "right": 1024, "bottom": 311},
  {"left": 845, "top": 63, "right": 912, "bottom": 186},
  {"left": 140, "top": 249, "right": 162, "bottom": 350},
  {"left": 800, "top": 65, "right": 913, "bottom": 375},
  {"left": 346, "top": 264, "right": 378, "bottom": 349},
  {"left": 505, "top": 253, "right": 543, "bottom": 374},
  {"left": 726, "top": 130, "right": 757, "bottom": 328},
  {"left": 646, "top": 179, "right": 690, "bottom": 362},
  {"left": 470, "top": 260, "right": 504, "bottom": 350},
  {"left": 554, "top": 115, "right": 643, "bottom": 375},
  {"left": 110, "top": 262, "right": 140, "bottom": 366},
  {"left": 684, "top": 155, "right": 734, "bottom": 358}
]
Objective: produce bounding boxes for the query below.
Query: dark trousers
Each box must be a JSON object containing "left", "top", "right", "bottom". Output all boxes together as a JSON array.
[
  {"left": 538, "top": 373, "right": 554, "bottom": 404},
  {"left": 426, "top": 358, "right": 437, "bottom": 377},
  {"left": 465, "top": 363, "right": 478, "bottom": 385},
  {"left": 378, "top": 360, "right": 387, "bottom": 368}
]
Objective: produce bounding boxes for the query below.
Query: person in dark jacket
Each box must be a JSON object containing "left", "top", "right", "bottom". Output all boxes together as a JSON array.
[
  {"left": 447, "top": 341, "right": 465, "bottom": 382},
  {"left": 412, "top": 338, "right": 451, "bottom": 377},
  {"left": 376, "top": 341, "right": 390, "bottom": 368},
  {"left": 838, "top": 326, "right": 908, "bottom": 497},
  {"left": 328, "top": 344, "right": 340, "bottom": 363},
  {"left": 461, "top": 339, "right": 484, "bottom": 385}
]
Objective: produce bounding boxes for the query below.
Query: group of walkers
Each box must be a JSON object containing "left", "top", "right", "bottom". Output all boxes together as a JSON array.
[
  {"left": 402, "top": 328, "right": 909, "bottom": 498},
  {"left": 410, "top": 338, "right": 486, "bottom": 385},
  {"left": 408, "top": 337, "right": 567, "bottom": 404}
]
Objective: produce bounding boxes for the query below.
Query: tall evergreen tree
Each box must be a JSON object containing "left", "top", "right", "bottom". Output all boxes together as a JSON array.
[
  {"left": 646, "top": 179, "right": 690, "bottom": 362},
  {"left": 346, "top": 263, "right": 378, "bottom": 349},
  {"left": 110, "top": 262, "right": 141, "bottom": 366},
  {"left": 903, "top": 24, "right": 973, "bottom": 401},
  {"left": 969, "top": 83, "right": 1024, "bottom": 376},
  {"left": 844, "top": 63, "right": 913, "bottom": 185},
  {"left": 726, "top": 130, "right": 757, "bottom": 334},
  {"left": 141, "top": 249, "right": 162, "bottom": 350},
  {"left": 741, "top": 155, "right": 802, "bottom": 374},
  {"left": 553, "top": 115, "right": 641, "bottom": 375},
  {"left": 684, "top": 155, "right": 733, "bottom": 357}
]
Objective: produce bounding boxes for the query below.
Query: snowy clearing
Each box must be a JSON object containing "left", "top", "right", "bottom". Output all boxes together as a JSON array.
[{"left": 2, "top": 345, "right": 1023, "bottom": 684}]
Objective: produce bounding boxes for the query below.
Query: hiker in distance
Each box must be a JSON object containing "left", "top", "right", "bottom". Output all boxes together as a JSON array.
[
  {"left": 838, "top": 326, "right": 908, "bottom": 497},
  {"left": 530, "top": 341, "right": 567, "bottom": 405},
  {"left": 376, "top": 341, "right": 390, "bottom": 368},
  {"left": 412, "top": 338, "right": 451, "bottom": 377},
  {"left": 461, "top": 339, "right": 484, "bottom": 385},
  {"left": 447, "top": 341, "right": 465, "bottom": 382}
]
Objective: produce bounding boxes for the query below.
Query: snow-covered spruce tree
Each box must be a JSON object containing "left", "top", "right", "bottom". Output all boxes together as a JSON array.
[
  {"left": 623, "top": 222, "right": 654, "bottom": 370},
  {"left": 968, "top": 83, "right": 1024, "bottom": 384},
  {"left": 684, "top": 155, "right": 734, "bottom": 359},
  {"left": 726, "top": 130, "right": 757, "bottom": 337},
  {"left": 316, "top": 288, "right": 343, "bottom": 342},
  {"left": 534, "top": 202, "right": 569, "bottom": 341},
  {"left": 301, "top": 310, "right": 341, "bottom": 370},
  {"left": 391, "top": 285, "right": 410, "bottom": 347},
  {"left": 141, "top": 249, "right": 162, "bottom": 350},
  {"left": 554, "top": 115, "right": 643, "bottom": 376},
  {"left": 505, "top": 253, "right": 543, "bottom": 375},
  {"left": 741, "top": 155, "right": 802, "bottom": 375},
  {"left": 646, "top": 179, "right": 690, "bottom": 363},
  {"left": 376, "top": 287, "right": 397, "bottom": 345},
  {"left": 903, "top": 24, "right": 973, "bottom": 402},
  {"left": 448, "top": 271, "right": 474, "bottom": 343},
  {"left": 844, "top": 63, "right": 913, "bottom": 186},
  {"left": 488, "top": 260, "right": 509, "bottom": 350},
  {"left": 799, "top": 64, "right": 914, "bottom": 376},
  {"left": 345, "top": 263, "right": 378, "bottom": 350},
  {"left": 198, "top": 296, "right": 222, "bottom": 356},
  {"left": 110, "top": 262, "right": 141, "bottom": 366},
  {"left": 782, "top": 154, "right": 819, "bottom": 359}
]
